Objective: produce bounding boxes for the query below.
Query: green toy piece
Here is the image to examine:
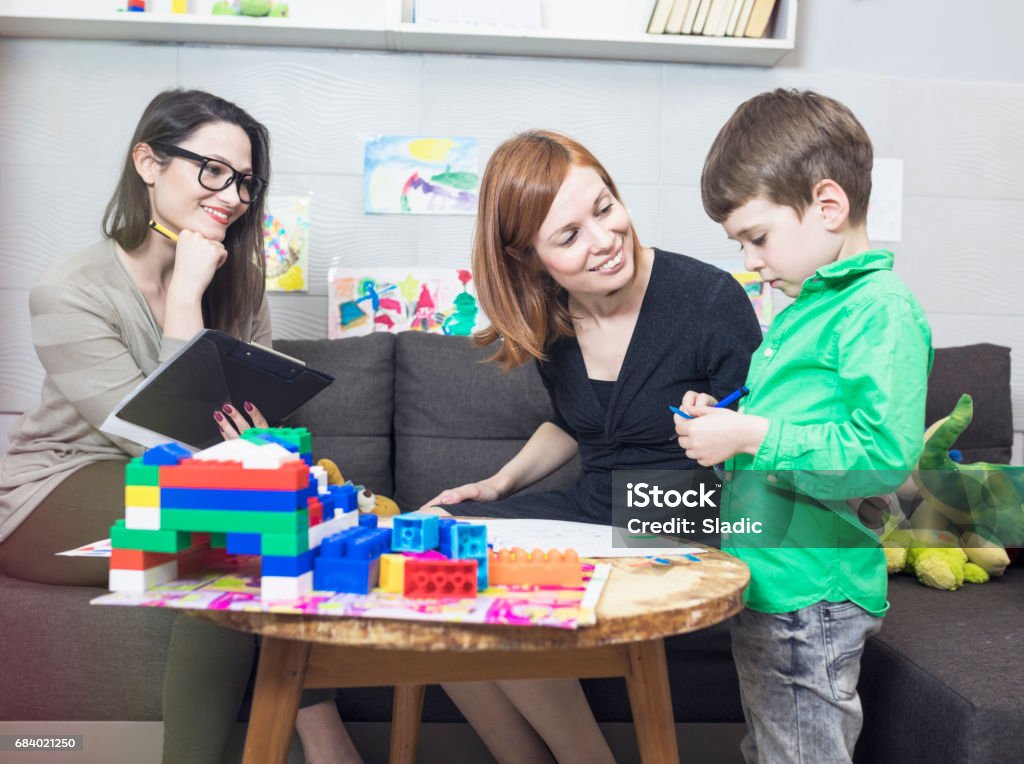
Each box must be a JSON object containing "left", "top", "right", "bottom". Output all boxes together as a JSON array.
[
  {"left": 211, "top": 1, "right": 237, "bottom": 15},
  {"left": 883, "top": 394, "right": 1024, "bottom": 590},
  {"left": 237, "top": 0, "right": 287, "bottom": 17}
]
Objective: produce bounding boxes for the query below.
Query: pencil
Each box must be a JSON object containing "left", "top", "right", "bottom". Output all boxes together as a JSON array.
[{"left": 148, "top": 220, "right": 178, "bottom": 242}]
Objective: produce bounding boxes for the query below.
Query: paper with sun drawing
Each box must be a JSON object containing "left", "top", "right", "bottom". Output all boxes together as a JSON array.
[
  {"left": 263, "top": 194, "right": 311, "bottom": 292},
  {"left": 364, "top": 136, "right": 479, "bottom": 215}
]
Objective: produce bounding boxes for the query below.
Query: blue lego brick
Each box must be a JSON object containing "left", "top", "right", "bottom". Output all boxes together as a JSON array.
[
  {"left": 359, "top": 514, "right": 378, "bottom": 529},
  {"left": 450, "top": 524, "right": 487, "bottom": 560},
  {"left": 319, "top": 492, "right": 335, "bottom": 522},
  {"left": 475, "top": 553, "right": 489, "bottom": 590},
  {"left": 392, "top": 515, "right": 440, "bottom": 553},
  {"left": 438, "top": 518, "right": 458, "bottom": 557},
  {"left": 328, "top": 484, "right": 358, "bottom": 513},
  {"left": 226, "top": 532, "right": 261, "bottom": 555},
  {"left": 262, "top": 550, "right": 315, "bottom": 577},
  {"left": 314, "top": 557, "right": 380, "bottom": 594},
  {"left": 321, "top": 527, "right": 390, "bottom": 561},
  {"left": 160, "top": 487, "right": 304, "bottom": 511},
  {"left": 142, "top": 442, "right": 192, "bottom": 466},
  {"left": 321, "top": 527, "right": 366, "bottom": 558}
]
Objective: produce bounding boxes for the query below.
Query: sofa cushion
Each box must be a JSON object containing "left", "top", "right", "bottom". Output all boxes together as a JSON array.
[
  {"left": 392, "top": 333, "right": 579, "bottom": 511},
  {"left": 855, "top": 573, "right": 1024, "bottom": 763},
  {"left": 275, "top": 334, "right": 396, "bottom": 497},
  {"left": 928, "top": 344, "right": 1013, "bottom": 464},
  {"left": 0, "top": 573, "right": 175, "bottom": 721}
]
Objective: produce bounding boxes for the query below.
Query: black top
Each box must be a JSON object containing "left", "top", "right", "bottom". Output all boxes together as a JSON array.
[
  {"left": 535, "top": 249, "right": 763, "bottom": 521},
  {"left": 589, "top": 378, "right": 615, "bottom": 412}
]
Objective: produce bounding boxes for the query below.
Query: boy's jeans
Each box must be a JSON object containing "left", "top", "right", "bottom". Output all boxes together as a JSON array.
[{"left": 729, "top": 601, "right": 883, "bottom": 764}]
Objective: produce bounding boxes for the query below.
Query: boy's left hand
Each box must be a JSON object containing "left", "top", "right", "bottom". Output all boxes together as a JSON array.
[{"left": 674, "top": 407, "right": 769, "bottom": 466}]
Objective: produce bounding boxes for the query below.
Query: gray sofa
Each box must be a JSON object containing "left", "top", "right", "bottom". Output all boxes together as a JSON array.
[{"left": 2, "top": 332, "right": 1021, "bottom": 762}]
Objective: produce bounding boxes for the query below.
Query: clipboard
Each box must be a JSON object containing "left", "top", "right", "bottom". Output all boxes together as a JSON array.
[{"left": 100, "top": 329, "right": 334, "bottom": 451}]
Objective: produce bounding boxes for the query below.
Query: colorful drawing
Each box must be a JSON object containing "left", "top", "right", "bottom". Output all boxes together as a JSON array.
[
  {"left": 263, "top": 194, "right": 311, "bottom": 292},
  {"left": 732, "top": 271, "right": 774, "bottom": 331},
  {"left": 328, "top": 267, "right": 488, "bottom": 339},
  {"left": 364, "top": 136, "right": 479, "bottom": 215}
]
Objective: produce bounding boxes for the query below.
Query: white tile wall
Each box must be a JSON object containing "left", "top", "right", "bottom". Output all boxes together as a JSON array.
[{"left": 2, "top": 0, "right": 1024, "bottom": 456}]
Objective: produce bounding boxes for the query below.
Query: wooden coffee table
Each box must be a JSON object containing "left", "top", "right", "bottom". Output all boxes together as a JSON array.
[{"left": 193, "top": 549, "right": 748, "bottom": 764}]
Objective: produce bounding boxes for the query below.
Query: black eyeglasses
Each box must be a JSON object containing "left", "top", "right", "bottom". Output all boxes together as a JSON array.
[{"left": 150, "top": 141, "right": 267, "bottom": 204}]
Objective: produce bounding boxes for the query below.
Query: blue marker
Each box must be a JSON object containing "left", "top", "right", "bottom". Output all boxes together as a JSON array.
[{"left": 670, "top": 385, "right": 750, "bottom": 420}]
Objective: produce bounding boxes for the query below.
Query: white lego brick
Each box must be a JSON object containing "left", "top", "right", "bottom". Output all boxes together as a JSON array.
[
  {"left": 308, "top": 509, "right": 359, "bottom": 549},
  {"left": 260, "top": 572, "right": 313, "bottom": 602},
  {"left": 124, "top": 506, "right": 161, "bottom": 531},
  {"left": 310, "top": 465, "right": 327, "bottom": 495},
  {"left": 108, "top": 560, "right": 178, "bottom": 593},
  {"left": 192, "top": 439, "right": 300, "bottom": 468}
]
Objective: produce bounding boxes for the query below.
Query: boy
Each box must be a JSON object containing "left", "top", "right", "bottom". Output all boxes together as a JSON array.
[{"left": 674, "top": 89, "right": 932, "bottom": 763}]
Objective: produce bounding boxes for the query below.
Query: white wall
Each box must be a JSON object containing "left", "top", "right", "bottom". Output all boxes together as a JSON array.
[{"left": 1, "top": 0, "right": 1022, "bottom": 461}]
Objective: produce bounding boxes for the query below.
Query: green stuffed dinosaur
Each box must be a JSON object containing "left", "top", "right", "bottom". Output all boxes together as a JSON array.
[{"left": 883, "top": 394, "right": 1024, "bottom": 590}]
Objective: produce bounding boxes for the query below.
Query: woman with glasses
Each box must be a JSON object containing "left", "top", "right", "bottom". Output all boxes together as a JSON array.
[{"left": 0, "top": 89, "right": 362, "bottom": 764}]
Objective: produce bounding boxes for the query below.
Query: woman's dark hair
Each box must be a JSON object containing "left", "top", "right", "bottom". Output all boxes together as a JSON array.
[{"left": 102, "top": 89, "right": 271, "bottom": 334}]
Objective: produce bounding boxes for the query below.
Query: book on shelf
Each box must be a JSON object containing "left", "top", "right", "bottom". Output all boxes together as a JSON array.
[
  {"left": 730, "top": 0, "right": 756, "bottom": 36},
  {"left": 681, "top": 0, "right": 705, "bottom": 34},
  {"left": 725, "top": 0, "right": 746, "bottom": 36},
  {"left": 744, "top": 0, "right": 778, "bottom": 38},
  {"left": 646, "top": 0, "right": 676, "bottom": 34},
  {"left": 703, "top": 0, "right": 735, "bottom": 37},
  {"left": 690, "top": 0, "right": 713, "bottom": 35},
  {"left": 665, "top": 0, "right": 691, "bottom": 34}
]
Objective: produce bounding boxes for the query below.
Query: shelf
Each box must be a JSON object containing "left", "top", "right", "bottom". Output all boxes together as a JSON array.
[{"left": 0, "top": 0, "right": 797, "bottom": 67}]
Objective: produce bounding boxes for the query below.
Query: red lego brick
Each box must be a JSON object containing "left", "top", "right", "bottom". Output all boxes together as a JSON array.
[
  {"left": 488, "top": 547, "right": 583, "bottom": 588},
  {"left": 403, "top": 559, "right": 477, "bottom": 599},
  {"left": 158, "top": 459, "right": 310, "bottom": 490},
  {"left": 110, "top": 548, "right": 180, "bottom": 571},
  {"left": 308, "top": 496, "right": 323, "bottom": 527}
]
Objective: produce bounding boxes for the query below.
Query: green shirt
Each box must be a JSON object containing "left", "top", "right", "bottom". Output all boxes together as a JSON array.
[{"left": 723, "top": 250, "right": 932, "bottom": 616}]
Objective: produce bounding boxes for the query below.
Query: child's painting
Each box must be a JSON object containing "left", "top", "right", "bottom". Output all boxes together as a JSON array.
[
  {"left": 263, "top": 194, "right": 311, "bottom": 292},
  {"left": 733, "top": 271, "right": 774, "bottom": 331},
  {"left": 328, "top": 267, "right": 488, "bottom": 338},
  {"left": 364, "top": 136, "right": 479, "bottom": 215}
]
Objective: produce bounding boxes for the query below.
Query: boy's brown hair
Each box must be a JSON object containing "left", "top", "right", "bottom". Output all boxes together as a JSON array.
[{"left": 701, "top": 88, "right": 873, "bottom": 225}]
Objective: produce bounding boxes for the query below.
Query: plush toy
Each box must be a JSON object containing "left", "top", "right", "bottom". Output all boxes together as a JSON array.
[
  {"left": 317, "top": 458, "right": 400, "bottom": 517},
  {"left": 212, "top": 1, "right": 289, "bottom": 17},
  {"left": 882, "top": 395, "right": 1024, "bottom": 590}
]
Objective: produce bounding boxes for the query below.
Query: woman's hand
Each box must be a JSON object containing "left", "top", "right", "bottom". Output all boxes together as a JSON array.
[
  {"left": 418, "top": 478, "right": 506, "bottom": 513},
  {"left": 214, "top": 400, "right": 268, "bottom": 441},
  {"left": 169, "top": 229, "right": 228, "bottom": 302},
  {"left": 678, "top": 390, "right": 719, "bottom": 418}
]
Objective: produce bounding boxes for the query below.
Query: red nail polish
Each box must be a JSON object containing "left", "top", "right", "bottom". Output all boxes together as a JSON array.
[
  {"left": 243, "top": 401, "right": 254, "bottom": 412},
  {"left": 214, "top": 410, "right": 224, "bottom": 422},
  {"left": 222, "top": 404, "right": 234, "bottom": 414}
]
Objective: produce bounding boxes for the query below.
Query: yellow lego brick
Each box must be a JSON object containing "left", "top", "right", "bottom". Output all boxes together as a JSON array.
[
  {"left": 379, "top": 554, "right": 406, "bottom": 593},
  {"left": 125, "top": 485, "right": 161, "bottom": 508}
]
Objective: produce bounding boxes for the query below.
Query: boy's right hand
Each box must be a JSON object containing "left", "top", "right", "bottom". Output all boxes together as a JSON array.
[
  {"left": 419, "top": 480, "right": 503, "bottom": 512},
  {"left": 679, "top": 390, "right": 719, "bottom": 418}
]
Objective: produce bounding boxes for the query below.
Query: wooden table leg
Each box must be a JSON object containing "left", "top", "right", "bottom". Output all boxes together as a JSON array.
[
  {"left": 625, "top": 638, "right": 679, "bottom": 764},
  {"left": 389, "top": 684, "right": 426, "bottom": 764},
  {"left": 243, "top": 637, "right": 311, "bottom": 764}
]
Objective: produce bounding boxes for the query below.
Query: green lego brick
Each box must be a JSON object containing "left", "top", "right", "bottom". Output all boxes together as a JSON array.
[
  {"left": 243, "top": 427, "right": 312, "bottom": 457},
  {"left": 125, "top": 459, "right": 160, "bottom": 486},
  {"left": 261, "top": 531, "right": 309, "bottom": 556},
  {"left": 110, "top": 519, "right": 192, "bottom": 553},
  {"left": 159, "top": 508, "right": 309, "bottom": 535},
  {"left": 209, "top": 532, "right": 228, "bottom": 549}
]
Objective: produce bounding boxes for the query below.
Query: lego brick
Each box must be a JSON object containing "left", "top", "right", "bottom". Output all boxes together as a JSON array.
[
  {"left": 160, "top": 486, "right": 305, "bottom": 511},
  {"left": 329, "top": 484, "right": 358, "bottom": 513},
  {"left": 125, "top": 459, "right": 160, "bottom": 486},
  {"left": 194, "top": 439, "right": 299, "bottom": 470},
  {"left": 125, "top": 485, "right": 160, "bottom": 508},
  {"left": 243, "top": 427, "right": 311, "bottom": 456},
  {"left": 438, "top": 518, "right": 458, "bottom": 556},
  {"left": 403, "top": 559, "right": 477, "bottom": 598},
  {"left": 159, "top": 508, "right": 309, "bottom": 535},
  {"left": 159, "top": 459, "right": 310, "bottom": 491},
  {"left": 450, "top": 524, "right": 487, "bottom": 560},
  {"left": 314, "top": 557, "right": 380, "bottom": 594},
  {"left": 108, "top": 560, "right": 178, "bottom": 593},
  {"left": 261, "top": 531, "right": 309, "bottom": 556},
  {"left": 379, "top": 554, "right": 406, "bottom": 593},
  {"left": 261, "top": 571, "right": 313, "bottom": 602},
  {"left": 110, "top": 520, "right": 193, "bottom": 553},
  {"left": 110, "top": 548, "right": 179, "bottom": 571},
  {"left": 308, "top": 497, "right": 323, "bottom": 526},
  {"left": 208, "top": 532, "right": 227, "bottom": 548},
  {"left": 125, "top": 506, "right": 161, "bottom": 531},
  {"left": 308, "top": 510, "right": 358, "bottom": 549},
  {"left": 359, "top": 514, "right": 378, "bottom": 529},
  {"left": 488, "top": 548, "right": 583, "bottom": 588},
  {"left": 142, "top": 443, "right": 192, "bottom": 466},
  {"left": 262, "top": 550, "right": 315, "bottom": 578},
  {"left": 226, "top": 532, "right": 262, "bottom": 555},
  {"left": 392, "top": 515, "right": 440, "bottom": 553}
]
